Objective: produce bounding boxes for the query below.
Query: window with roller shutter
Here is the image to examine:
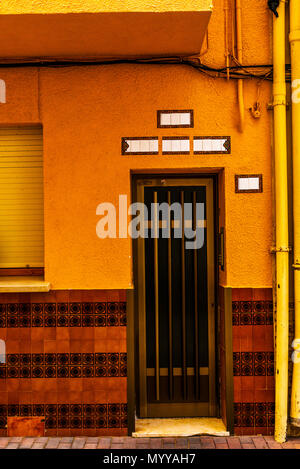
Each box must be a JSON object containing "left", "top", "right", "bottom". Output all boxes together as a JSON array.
[{"left": 0, "top": 126, "right": 44, "bottom": 268}]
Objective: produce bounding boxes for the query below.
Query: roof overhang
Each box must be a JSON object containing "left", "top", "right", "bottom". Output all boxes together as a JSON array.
[{"left": 0, "top": 1, "right": 213, "bottom": 59}]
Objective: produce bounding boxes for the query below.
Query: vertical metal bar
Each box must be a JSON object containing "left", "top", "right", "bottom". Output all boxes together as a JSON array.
[
  {"left": 154, "top": 191, "right": 160, "bottom": 401},
  {"left": 193, "top": 191, "right": 199, "bottom": 399},
  {"left": 168, "top": 191, "right": 173, "bottom": 400},
  {"left": 181, "top": 191, "right": 187, "bottom": 400}
]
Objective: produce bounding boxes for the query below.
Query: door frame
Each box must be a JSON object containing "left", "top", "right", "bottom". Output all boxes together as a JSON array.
[{"left": 133, "top": 176, "right": 217, "bottom": 419}]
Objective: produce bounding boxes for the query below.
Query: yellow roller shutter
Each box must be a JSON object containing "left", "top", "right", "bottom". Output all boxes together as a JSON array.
[{"left": 0, "top": 126, "right": 44, "bottom": 268}]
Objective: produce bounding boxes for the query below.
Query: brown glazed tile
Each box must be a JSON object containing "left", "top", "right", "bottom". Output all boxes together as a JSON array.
[
  {"left": 5, "top": 340, "right": 20, "bottom": 354},
  {"left": 239, "top": 389, "right": 255, "bottom": 402},
  {"left": 254, "top": 427, "right": 269, "bottom": 436},
  {"left": 6, "top": 380, "right": 20, "bottom": 392},
  {"left": 18, "top": 392, "right": 32, "bottom": 404},
  {"left": 31, "top": 341, "right": 44, "bottom": 353},
  {"left": 31, "top": 328, "right": 44, "bottom": 342},
  {"left": 94, "top": 390, "right": 108, "bottom": 402},
  {"left": 8, "top": 392, "right": 19, "bottom": 404},
  {"left": 18, "top": 380, "right": 32, "bottom": 392},
  {"left": 94, "top": 328, "right": 108, "bottom": 340},
  {"left": 43, "top": 391, "right": 57, "bottom": 403},
  {"left": 69, "top": 379, "right": 83, "bottom": 392},
  {"left": 43, "top": 340, "right": 57, "bottom": 353},
  {"left": 232, "top": 329, "right": 241, "bottom": 352},
  {"left": 82, "top": 391, "right": 95, "bottom": 402},
  {"left": 57, "top": 379, "right": 70, "bottom": 392},
  {"left": 69, "top": 328, "right": 84, "bottom": 340},
  {"left": 252, "top": 327, "right": 269, "bottom": 351},
  {"left": 119, "top": 291, "right": 126, "bottom": 302},
  {"left": 56, "top": 328, "right": 70, "bottom": 341},
  {"left": 0, "top": 392, "right": 8, "bottom": 404},
  {"left": 239, "top": 326, "right": 253, "bottom": 351},
  {"left": 6, "top": 329, "right": 20, "bottom": 341},
  {"left": 107, "top": 291, "right": 120, "bottom": 302},
  {"left": 0, "top": 381, "right": 7, "bottom": 392},
  {"left": 232, "top": 289, "right": 253, "bottom": 301},
  {"left": 241, "top": 376, "right": 255, "bottom": 391},
  {"left": 43, "top": 328, "right": 56, "bottom": 341},
  {"left": 7, "top": 417, "right": 44, "bottom": 437},
  {"left": 56, "top": 340, "right": 70, "bottom": 353}
]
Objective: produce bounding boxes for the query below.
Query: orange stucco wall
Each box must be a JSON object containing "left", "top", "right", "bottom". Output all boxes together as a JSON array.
[{"left": 0, "top": 0, "right": 273, "bottom": 290}]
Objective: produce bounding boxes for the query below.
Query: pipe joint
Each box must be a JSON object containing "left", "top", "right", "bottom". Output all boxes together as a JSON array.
[
  {"left": 292, "top": 263, "right": 300, "bottom": 270},
  {"left": 272, "top": 94, "right": 287, "bottom": 107},
  {"left": 289, "top": 30, "right": 300, "bottom": 43},
  {"left": 271, "top": 246, "right": 292, "bottom": 253}
]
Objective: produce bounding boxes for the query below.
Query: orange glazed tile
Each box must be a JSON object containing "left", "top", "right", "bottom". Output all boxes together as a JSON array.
[
  {"left": 232, "top": 289, "right": 253, "bottom": 301},
  {"left": 31, "top": 328, "right": 45, "bottom": 342},
  {"left": 69, "top": 379, "right": 83, "bottom": 392},
  {"left": 94, "top": 390, "right": 108, "bottom": 402},
  {"left": 69, "top": 327, "right": 84, "bottom": 340},
  {"left": 232, "top": 330, "right": 240, "bottom": 352},
  {"left": 254, "top": 427, "right": 269, "bottom": 436},
  {"left": 56, "top": 327, "right": 70, "bottom": 341},
  {"left": 57, "top": 378, "right": 70, "bottom": 392},
  {"left": 241, "top": 376, "right": 255, "bottom": 391},
  {"left": 107, "top": 290, "right": 120, "bottom": 301},
  {"left": 31, "top": 341, "right": 44, "bottom": 353},
  {"left": 94, "top": 328, "right": 108, "bottom": 340},
  {"left": 18, "top": 379, "right": 32, "bottom": 392},
  {"left": 82, "top": 391, "right": 95, "bottom": 402},
  {"left": 8, "top": 391, "right": 19, "bottom": 403},
  {"left": 7, "top": 417, "right": 44, "bottom": 437},
  {"left": 43, "top": 391, "right": 58, "bottom": 403},
  {"left": 43, "top": 340, "right": 57, "bottom": 353},
  {"left": 68, "top": 392, "right": 83, "bottom": 403},
  {"left": 18, "top": 391, "right": 32, "bottom": 403},
  {"left": 239, "top": 327, "right": 253, "bottom": 351},
  {"left": 80, "top": 328, "right": 94, "bottom": 340},
  {"left": 6, "top": 329, "right": 20, "bottom": 341},
  {"left": 56, "top": 340, "right": 70, "bottom": 353},
  {"left": 107, "top": 389, "right": 127, "bottom": 403},
  {"left": 6, "top": 340, "right": 20, "bottom": 353},
  {"left": 44, "top": 328, "right": 56, "bottom": 341},
  {"left": 0, "top": 392, "right": 8, "bottom": 404},
  {"left": 254, "top": 376, "right": 267, "bottom": 391},
  {"left": 6, "top": 379, "right": 20, "bottom": 392},
  {"left": 119, "top": 290, "right": 127, "bottom": 301},
  {"left": 45, "top": 429, "right": 57, "bottom": 437},
  {"left": 252, "top": 327, "right": 266, "bottom": 351},
  {"left": 82, "top": 378, "right": 94, "bottom": 392},
  {"left": 239, "top": 389, "right": 255, "bottom": 402}
]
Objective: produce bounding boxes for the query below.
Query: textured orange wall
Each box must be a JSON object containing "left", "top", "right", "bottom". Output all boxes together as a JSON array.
[{"left": 0, "top": 0, "right": 273, "bottom": 290}]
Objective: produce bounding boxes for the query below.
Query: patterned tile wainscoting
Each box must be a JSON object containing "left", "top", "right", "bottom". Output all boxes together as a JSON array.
[
  {"left": 0, "top": 290, "right": 127, "bottom": 437},
  {"left": 232, "top": 288, "right": 275, "bottom": 436}
]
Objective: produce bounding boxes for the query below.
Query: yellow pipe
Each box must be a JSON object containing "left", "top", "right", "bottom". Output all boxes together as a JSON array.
[
  {"left": 273, "top": 0, "right": 289, "bottom": 443},
  {"left": 224, "top": 0, "right": 230, "bottom": 80},
  {"left": 235, "top": 0, "right": 244, "bottom": 132},
  {"left": 290, "top": 0, "right": 300, "bottom": 427}
]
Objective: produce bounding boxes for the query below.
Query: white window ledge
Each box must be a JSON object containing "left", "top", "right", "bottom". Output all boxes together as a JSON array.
[{"left": 0, "top": 276, "right": 50, "bottom": 293}]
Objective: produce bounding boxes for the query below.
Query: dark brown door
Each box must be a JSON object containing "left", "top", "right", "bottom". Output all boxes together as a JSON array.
[{"left": 137, "top": 178, "right": 216, "bottom": 418}]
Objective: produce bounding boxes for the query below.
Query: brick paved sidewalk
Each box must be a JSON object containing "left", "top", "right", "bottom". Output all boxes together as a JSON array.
[{"left": 0, "top": 436, "right": 299, "bottom": 449}]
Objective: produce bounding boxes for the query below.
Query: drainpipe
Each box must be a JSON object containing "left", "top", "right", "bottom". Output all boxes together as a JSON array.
[
  {"left": 290, "top": 0, "right": 300, "bottom": 428},
  {"left": 235, "top": 0, "right": 245, "bottom": 132},
  {"left": 273, "top": 0, "right": 289, "bottom": 443}
]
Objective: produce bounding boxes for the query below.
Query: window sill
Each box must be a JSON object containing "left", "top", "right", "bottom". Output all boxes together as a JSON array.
[{"left": 0, "top": 276, "right": 50, "bottom": 292}]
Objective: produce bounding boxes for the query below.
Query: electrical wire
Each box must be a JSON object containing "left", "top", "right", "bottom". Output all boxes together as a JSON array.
[{"left": 0, "top": 55, "right": 291, "bottom": 82}]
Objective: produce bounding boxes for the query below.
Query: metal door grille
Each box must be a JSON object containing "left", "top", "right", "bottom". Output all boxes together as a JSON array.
[{"left": 137, "top": 178, "right": 216, "bottom": 418}]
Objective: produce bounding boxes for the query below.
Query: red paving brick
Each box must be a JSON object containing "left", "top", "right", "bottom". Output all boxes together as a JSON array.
[{"left": 0, "top": 435, "right": 298, "bottom": 449}]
